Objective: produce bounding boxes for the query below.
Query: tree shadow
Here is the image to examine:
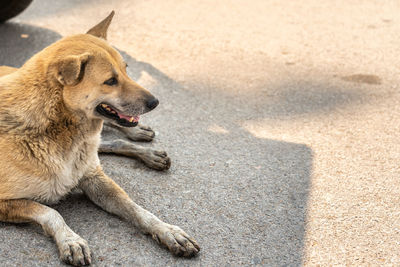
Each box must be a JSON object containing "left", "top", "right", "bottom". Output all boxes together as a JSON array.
[
  {"left": 0, "top": 23, "right": 312, "bottom": 266},
  {"left": 180, "top": 78, "right": 367, "bottom": 123}
]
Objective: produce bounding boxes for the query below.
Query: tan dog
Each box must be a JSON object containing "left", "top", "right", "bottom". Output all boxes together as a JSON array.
[{"left": 0, "top": 12, "right": 199, "bottom": 266}]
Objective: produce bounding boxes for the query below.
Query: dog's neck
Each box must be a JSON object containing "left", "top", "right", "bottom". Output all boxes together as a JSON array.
[{"left": 0, "top": 62, "right": 102, "bottom": 137}]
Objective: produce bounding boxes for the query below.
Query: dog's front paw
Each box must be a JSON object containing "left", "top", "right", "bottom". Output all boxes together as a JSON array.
[
  {"left": 124, "top": 124, "right": 155, "bottom": 142},
  {"left": 58, "top": 235, "right": 91, "bottom": 266},
  {"left": 140, "top": 149, "right": 171, "bottom": 171},
  {"left": 152, "top": 223, "right": 200, "bottom": 257}
]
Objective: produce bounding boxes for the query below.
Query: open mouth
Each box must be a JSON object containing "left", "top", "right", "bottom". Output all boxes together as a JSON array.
[{"left": 96, "top": 103, "right": 139, "bottom": 127}]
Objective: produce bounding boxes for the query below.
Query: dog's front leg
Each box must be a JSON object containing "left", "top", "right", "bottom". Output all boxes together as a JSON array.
[
  {"left": 104, "top": 122, "right": 155, "bottom": 142},
  {"left": 99, "top": 139, "right": 171, "bottom": 171},
  {"left": 79, "top": 166, "right": 200, "bottom": 257},
  {"left": 0, "top": 199, "right": 91, "bottom": 266}
]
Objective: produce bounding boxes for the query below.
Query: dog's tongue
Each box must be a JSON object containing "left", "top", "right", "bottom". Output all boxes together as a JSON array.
[{"left": 118, "top": 112, "right": 139, "bottom": 123}]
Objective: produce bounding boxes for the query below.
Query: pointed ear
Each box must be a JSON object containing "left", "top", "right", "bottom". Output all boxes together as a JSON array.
[
  {"left": 86, "top": 11, "right": 115, "bottom": 40},
  {"left": 54, "top": 53, "right": 91, "bottom": 86}
]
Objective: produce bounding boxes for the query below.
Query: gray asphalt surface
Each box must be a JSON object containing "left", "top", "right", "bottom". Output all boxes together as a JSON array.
[{"left": 1, "top": 0, "right": 400, "bottom": 266}]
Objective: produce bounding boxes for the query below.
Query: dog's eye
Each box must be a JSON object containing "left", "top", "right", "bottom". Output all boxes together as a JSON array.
[{"left": 104, "top": 77, "right": 118, "bottom": 86}]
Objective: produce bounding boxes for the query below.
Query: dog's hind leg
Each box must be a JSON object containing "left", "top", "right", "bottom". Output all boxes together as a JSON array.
[
  {"left": 98, "top": 139, "right": 171, "bottom": 171},
  {"left": 104, "top": 122, "right": 155, "bottom": 142},
  {"left": 79, "top": 167, "right": 200, "bottom": 257},
  {"left": 0, "top": 199, "right": 91, "bottom": 266}
]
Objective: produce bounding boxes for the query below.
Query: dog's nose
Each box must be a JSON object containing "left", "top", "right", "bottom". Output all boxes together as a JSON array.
[{"left": 146, "top": 97, "right": 159, "bottom": 110}]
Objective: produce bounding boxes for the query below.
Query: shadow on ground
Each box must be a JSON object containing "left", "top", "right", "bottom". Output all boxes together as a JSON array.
[{"left": 0, "top": 23, "right": 314, "bottom": 266}]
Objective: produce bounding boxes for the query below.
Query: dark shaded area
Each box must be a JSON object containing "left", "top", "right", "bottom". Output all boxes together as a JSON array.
[
  {"left": 182, "top": 79, "right": 367, "bottom": 121},
  {"left": 0, "top": 22, "right": 61, "bottom": 67},
  {"left": 0, "top": 0, "right": 33, "bottom": 23},
  {"left": 0, "top": 23, "right": 312, "bottom": 266}
]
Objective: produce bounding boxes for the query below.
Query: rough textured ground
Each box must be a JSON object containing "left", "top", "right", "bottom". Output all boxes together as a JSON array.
[{"left": 0, "top": 0, "right": 400, "bottom": 266}]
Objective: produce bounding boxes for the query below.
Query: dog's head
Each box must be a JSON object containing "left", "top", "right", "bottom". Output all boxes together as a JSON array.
[{"left": 49, "top": 11, "right": 158, "bottom": 127}]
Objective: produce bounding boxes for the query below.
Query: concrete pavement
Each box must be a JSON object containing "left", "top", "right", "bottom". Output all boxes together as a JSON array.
[{"left": 1, "top": 0, "right": 400, "bottom": 266}]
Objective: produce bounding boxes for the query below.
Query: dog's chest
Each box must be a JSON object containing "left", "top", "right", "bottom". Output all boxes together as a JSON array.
[{"left": 36, "top": 135, "right": 100, "bottom": 204}]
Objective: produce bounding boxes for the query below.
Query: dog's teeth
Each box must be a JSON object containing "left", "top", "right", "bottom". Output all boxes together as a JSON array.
[
  {"left": 101, "top": 104, "right": 107, "bottom": 108},
  {"left": 129, "top": 117, "right": 134, "bottom": 122}
]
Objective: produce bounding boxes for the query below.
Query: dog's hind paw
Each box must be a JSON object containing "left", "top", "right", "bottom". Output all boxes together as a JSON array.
[
  {"left": 58, "top": 236, "right": 91, "bottom": 266},
  {"left": 152, "top": 223, "right": 200, "bottom": 257},
  {"left": 140, "top": 149, "right": 171, "bottom": 171}
]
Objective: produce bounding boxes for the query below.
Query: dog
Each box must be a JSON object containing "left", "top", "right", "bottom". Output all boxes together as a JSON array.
[
  {"left": 0, "top": 11, "right": 199, "bottom": 266},
  {"left": 0, "top": 67, "right": 171, "bottom": 171}
]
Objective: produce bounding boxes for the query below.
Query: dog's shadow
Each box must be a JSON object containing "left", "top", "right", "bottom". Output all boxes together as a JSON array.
[{"left": 0, "top": 22, "right": 312, "bottom": 267}]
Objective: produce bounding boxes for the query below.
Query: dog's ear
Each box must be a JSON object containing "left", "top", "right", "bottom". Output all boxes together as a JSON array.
[
  {"left": 54, "top": 53, "right": 91, "bottom": 86},
  {"left": 86, "top": 11, "right": 115, "bottom": 40}
]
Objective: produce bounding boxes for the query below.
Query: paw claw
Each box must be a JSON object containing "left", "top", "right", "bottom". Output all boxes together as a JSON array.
[
  {"left": 138, "top": 124, "right": 152, "bottom": 131},
  {"left": 155, "top": 150, "right": 168, "bottom": 157}
]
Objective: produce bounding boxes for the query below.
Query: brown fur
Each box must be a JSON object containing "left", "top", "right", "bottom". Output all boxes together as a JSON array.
[
  {"left": 0, "top": 66, "right": 171, "bottom": 171},
  {"left": 0, "top": 11, "right": 198, "bottom": 266}
]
